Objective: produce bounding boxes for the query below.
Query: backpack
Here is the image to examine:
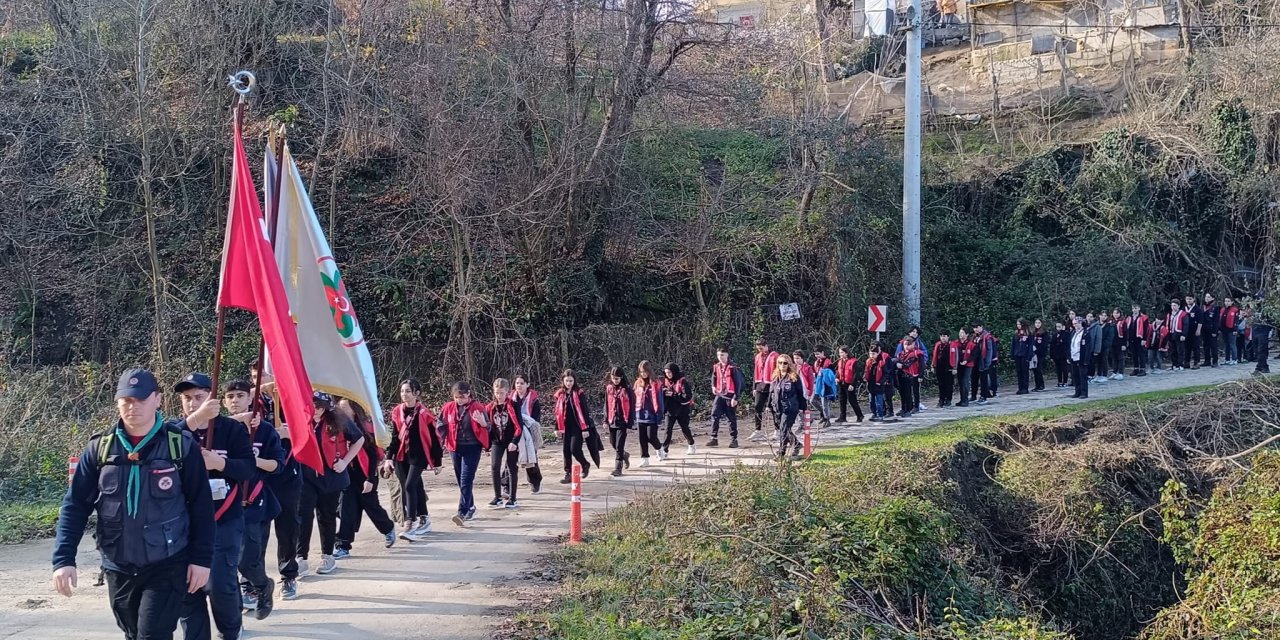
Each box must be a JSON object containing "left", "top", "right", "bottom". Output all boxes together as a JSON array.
[{"left": 92, "top": 426, "right": 190, "bottom": 469}]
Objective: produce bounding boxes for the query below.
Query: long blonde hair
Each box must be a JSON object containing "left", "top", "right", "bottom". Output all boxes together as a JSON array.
[
  {"left": 772, "top": 354, "right": 799, "bottom": 382},
  {"left": 635, "top": 360, "right": 655, "bottom": 390}
]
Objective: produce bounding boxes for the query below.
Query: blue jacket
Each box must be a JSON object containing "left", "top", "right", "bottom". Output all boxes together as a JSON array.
[
  {"left": 814, "top": 368, "right": 837, "bottom": 400},
  {"left": 634, "top": 381, "right": 665, "bottom": 424},
  {"left": 170, "top": 415, "right": 256, "bottom": 522}
]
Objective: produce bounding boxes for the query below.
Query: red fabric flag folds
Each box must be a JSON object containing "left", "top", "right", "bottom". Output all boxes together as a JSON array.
[{"left": 217, "top": 115, "right": 321, "bottom": 473}]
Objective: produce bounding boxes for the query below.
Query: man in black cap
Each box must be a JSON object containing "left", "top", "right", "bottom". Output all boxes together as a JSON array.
[
  {"left": 170, "top": 372, "right": 255, "bottom": 640},
  {"left": 52, "top": 368, "right": 215, "bottom": 640}
]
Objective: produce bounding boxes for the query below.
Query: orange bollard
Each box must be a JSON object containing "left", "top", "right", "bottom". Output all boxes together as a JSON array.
[
  {"left": 568, "top": 464, "right": 583, "bottom": 544},
  {"left": 67, "top": 456, "right": 79, "bottom": 486},
  {"left": 803, "top": 411, "right": 812, "bottom": 458}
]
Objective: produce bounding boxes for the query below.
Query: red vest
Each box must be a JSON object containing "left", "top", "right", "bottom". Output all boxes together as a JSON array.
[
  {"left": 753, "top": 351, "right": 779, "bottom": 383},
  {"left": 391, "top": 403, "right": 438, "bottom": 466},
  {"left": 957, "top": 339, "right": 978, "bottom": 367},
  {"left": 554, "top": 389, "right": 589, "bottom": 434},
  {"left": 932, "top": 340, "right": 958, "bottom": 369},
  {"left": 487, "top": 399, "right": 523, "bottom": 440},
  {"left": 712, "top": 362, "right": 738, "bottom": 395},
  {"left": 838, "top": 357, "right": 859, "bottom": 384},
  {"left": 317, "top": 421, "right": 350, "bottom": 471},
  {"left": 440, "top": 400, "right": 491, "bottom": 451},
  {"left": 605, "top": 384, "right": 632, "bottom": 425}
]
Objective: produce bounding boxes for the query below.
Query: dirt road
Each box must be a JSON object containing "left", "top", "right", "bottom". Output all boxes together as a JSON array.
[{"left": 0, "top": 365, "right": 1256, "bottom": 639}]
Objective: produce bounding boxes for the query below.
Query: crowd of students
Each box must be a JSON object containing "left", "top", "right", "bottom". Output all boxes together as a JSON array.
[{"left": 51, "top": 292, "right": 1274, "bottom": 640}]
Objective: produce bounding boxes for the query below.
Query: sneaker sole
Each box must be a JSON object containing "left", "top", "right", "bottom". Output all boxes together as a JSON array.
[
  {"left": 282, "top": 593, "right": 298, "bottom": 601},
  {"left": 452, "top": 515, "right": 466, "bottom": 527}
]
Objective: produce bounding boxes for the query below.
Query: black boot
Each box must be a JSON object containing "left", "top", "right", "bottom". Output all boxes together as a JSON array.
[
  {"left": 560, "top": 472, "right": 571, "bottom": 484},
  {"left": 611, "top": 460, "right": 623, "bottom": 477},
  {"left": 255, "top": 579, "right": 275, "bottom": 620},
  {"left": 623, "top": 451, "right": 631, "bottom": 469}
]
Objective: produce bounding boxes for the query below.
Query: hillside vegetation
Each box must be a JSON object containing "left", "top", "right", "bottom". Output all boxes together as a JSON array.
[
  {"left": 1, "top": 3, "right": 1279, "bottom": 518},
  {"left": 515, "top": 380, "right": 1280, "bottom": 639}
]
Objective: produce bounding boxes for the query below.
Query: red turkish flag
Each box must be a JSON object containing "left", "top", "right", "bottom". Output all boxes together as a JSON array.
[{"left": 217, "top": 115, "right": 322, "bottom": 473}]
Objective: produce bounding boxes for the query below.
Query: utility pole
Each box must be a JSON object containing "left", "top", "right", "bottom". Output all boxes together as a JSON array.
[{"left": 902, "top": 0, "right": 923, "bottom": 327}]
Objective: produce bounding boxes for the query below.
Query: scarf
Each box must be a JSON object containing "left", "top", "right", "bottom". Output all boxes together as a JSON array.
[{"left": 116, "top": 412, "right": 165, "bottom": 517}]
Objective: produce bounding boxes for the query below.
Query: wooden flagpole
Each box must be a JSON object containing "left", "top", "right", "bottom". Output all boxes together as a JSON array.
[{"left": 211, "top": 71, "right": 256, "bottom": 399}]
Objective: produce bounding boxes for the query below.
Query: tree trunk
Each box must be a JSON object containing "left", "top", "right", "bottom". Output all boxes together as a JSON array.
[
  {"left": 135, "top": 0, "right": 167, "bottom": 368},
  {"left": 813, "top": 0, "right": 836, "bottom": 83}
]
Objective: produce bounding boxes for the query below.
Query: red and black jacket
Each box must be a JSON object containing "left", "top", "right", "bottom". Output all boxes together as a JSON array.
[
  {"left": 932, "top": 340, "right": 958, "bottom": 370},
  {"left": 837, "top": 357, "right": 861, "bottom": 386},
  {"left": 605, "top": 383, "right": 635, "bottom": 429},
  {"left": 897, "top": 346, "right": 922, "bottom": 377},
  {"left": 753, "top": 351, "right": 779, "bottom": 386},
  {"left": 957, "top": 339, "right": 978, "bottom": 368},
  {"left": 487, "top": 399, "right": 524, "bottom": 446},
  {"left": 390, "top": 403, "right": 443, "bottom": 469},
  {"left": 711, "top": 362, "right": 744, "bottom": 399},
  {"left": 437, "top": 400, "right": 492, "bottom": 452}
]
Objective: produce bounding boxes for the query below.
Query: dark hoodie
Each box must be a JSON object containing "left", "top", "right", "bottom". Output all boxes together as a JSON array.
[{"left": 661, "top": 362, "right": 693, "bottom": 416}]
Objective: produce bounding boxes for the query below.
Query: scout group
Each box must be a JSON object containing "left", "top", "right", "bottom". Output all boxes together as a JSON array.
[{"left": 49, "top": 294, "right": 1272, "bottom": 640}]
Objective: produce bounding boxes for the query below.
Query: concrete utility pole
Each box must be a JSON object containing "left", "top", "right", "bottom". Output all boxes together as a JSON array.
[{"left": 902, "top": 0, "right": 923, "bottom": 327}]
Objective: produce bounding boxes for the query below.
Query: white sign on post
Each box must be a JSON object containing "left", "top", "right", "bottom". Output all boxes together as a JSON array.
[
  {"left": 868, "top": 304, "right": 887, "bottom": 342},
  {"left": 779, "top": 303, "right": 801, "bottom": 321}
]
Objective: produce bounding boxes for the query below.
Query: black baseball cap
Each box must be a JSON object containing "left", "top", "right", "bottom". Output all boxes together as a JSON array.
[
  {"left": 223, "top": 379, "right": 253, "bottom": 394},
  {"left": 313, "top": 391, "right": 335, "bottom": 410},
  {"left": 116, "top": 369, "right": 160, "bottom": 400},
  {"left": 174, "top": 372, "right": 213, "bottom": 393}
]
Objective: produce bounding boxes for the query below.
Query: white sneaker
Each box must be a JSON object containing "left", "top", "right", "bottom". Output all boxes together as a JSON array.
[
  {"left": 686, "top": 445, "right": 696, "bottom": 455},
  {"left": 399, "top": 527, "right": 422, "bottom": 542},
  {"left": 658, "top": 449, "right": 667, "bottom": 461},
  {"left": 748, "top": 431, "right": 763, "bottom": 442},
  {"left": 1112, "top": 373, "right": 1124, "bottom": 380},
  {"left": 639, "top": 457, "right": 650, "bottom": 467},
  {"left": 411, "top": 518, "right": 432, "bottom": 536},
  {"left": 316, "top": 554, "right": 336, "bottom": 575},
  {"left": 296, "top": 557, "right": 310, "bottom": 577}
]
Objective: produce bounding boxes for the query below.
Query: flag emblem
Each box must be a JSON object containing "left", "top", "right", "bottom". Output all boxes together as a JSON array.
[{"left": 318, "top": 257, "right": 361, "bottom": 346}]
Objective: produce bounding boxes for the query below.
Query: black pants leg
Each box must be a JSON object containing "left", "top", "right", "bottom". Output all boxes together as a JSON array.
[
  {"left": 610, "top": 427, "right": 628, "bottom": 463},
  {"left": 359, "top": 482, "right": 396, "bottom": 534},
  {"left": 936, "top": 369, "right": 953, "bottom": 404},
  {"left": 957, "top": 368, "right": 971, "bottom": 404},
  {"left": 1130, "top": 338, "right": 1146, "bottom": 372},
  {"left": 491, "top": 447, "right": 510, "bottom": 501},
  {"left": 752, "top": 387, "right": 770, "bottom": 432},
  {"left": 637, "top": 421, "right": 654, "bottom": 458},
  {"left": 778, "top": 412, "right": 799, "bottom": 454},
  {"left": 239, "top": 517, "right": 270, "bottom": 591},
  {"left": 1015, "top": 357, "right": 1030, "bottom": 392},
  {"left": 315, "top": 490, "right": 340, "bottom": 556},
  {"left": 710, "top": 397, "right": 738, "bottom": 438},
  {"left": 837, "top": 384, "right": 850, "bottom": 421},
  {"left": 979, "top": 368, "right": 993, "bottom": 399},
  {"left": 296, "top": 482, "right": 318, "bottom": 561},
  {"left": 562, "top": 429, "right": 588, "bottom": 472},
  {"left": 1073, "top": 361, "right": 1090, "bottom": 397},
  {"left": 181, "top": 515, "right": 244, "bottom": 640},
  {"left": 1033, "top": 362, "right": 1045, "bottom": 390},
  {"left": 1054, "top": 358, "right": 1068, "bottom": 384},
  {"left": 525, "top": 464, "right": 543, "bottom": 490},
  {"left": 394, "top": 461, "right": 428, "bottom": 522},
  {"left": 339, "top": 479, "right": 392, "bottom": 546},
  {"left": 1187, "top": 334, "right": 1200, "bottom": 366},
  {"left": 107, "top": 562, "right": 188, "bottom": 640},
  {"left": 969, "top": 366, "right": 980, "bottom": 400},
  {"left": 1170, "top": 338, "right": 1183, "bottom": 368},
  {"left": 1255, "top": 337, "right": 1270, "bottom": 372},
  {"left": 270, "top": 479, "right": 301, "bottom": 580},
  {"left": 1203, "top": 332, "right": 1219, "bottom": 366},
  {"left": 1111, "top": 342, "right": 1125, "bottom": 374}
]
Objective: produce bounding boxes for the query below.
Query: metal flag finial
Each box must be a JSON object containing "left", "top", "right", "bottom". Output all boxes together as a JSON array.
[{"left": 227, "top": 71, "right": 256, "bottom": 101}]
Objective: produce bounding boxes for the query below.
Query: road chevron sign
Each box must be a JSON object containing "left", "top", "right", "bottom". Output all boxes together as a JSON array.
[{"left": 867, "top": 305, "right": 887, "bottom": 333}]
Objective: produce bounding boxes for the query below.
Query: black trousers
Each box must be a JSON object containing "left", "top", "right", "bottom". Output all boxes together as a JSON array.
[
  {"left": 663, "top": 412, "right": 694, "bottom": 449},
  {"left": 562, "top": 427, "right": 589, "bottom": 472},
  {"left": 106, "top": 561, "right": 187, "bottom": 640},
  {"left": 1032, "top": 360, "right": 1045, "bottom": 390},
  {"left": 957, "top": 368, "right": 973, "bottom": 404},
  {"left": 525, "top": 463, "right": 543, "bottom": 490},
  {"left": 752, "top": 386, "right": 774, "bottom": 431},
  {"left": 394, "top": 460, "right": 428, "bottom": 522},
  {"left": 490, "top": 445, "right": 521, "bottom": 502},
  {"left": 269, "top": 479, "right": 301, "bottom": 581},
  {"left": 1129, "top": 338, "right": 1146, "bottom": 371},
  {"left": 1054, "top": 357, "right": 1068, "bottom": 384},
  {"left": 1109, "top": 341, "right": 1124, "bottom": 374},
  {"left": 1187, "top": 334, "right": 1201, "bottom": 366},
  {"left": 979, "top": 367, "right": 994, "bottom": 399},
  {"left": 837, "top": 383, "right": 864, "bottom": 421},
  {"left": 1170, "top": 337, "right": 1184, "bottom": 368},
  {"left": 638, "top": 421, "right": 659, "bottom": 458},
  {"left": 1202, "top": 332, "right": 1219, "bottom": 366},
  {"left": 968, "top": 366, "right": 979, "bottom": 400},
  {"left": 181, "top": 515, "right": 243, "bottom": 640},
  {"left": 710, "top": 397, "right": 738, "bottom": 437},
  {"left": 1072, "top": 361, "right": 1090, "bottom": 397},
  {"left": 338, "top": 476, "right": 395, "bottom": 548},
  {"left": 1255, "top": 336, "right": 1270, "bottom": 372},
  {"left": 897, "top": 376, "right": 919, "bottom": 414},
  {"left": 1015, "top": 357, "right": 1030, "bottom": 392},
  {"left": 936, "top": 369, "right": 953, "bottom": 404},
  {"left": 609, "top": 427, "right": 629, "bottom": 463},
  {"left": 298, "top": 482, "right": 341, "bottom": 558},
  {"left": 239, "top": 518, "right": 271, "bottom": 592}
]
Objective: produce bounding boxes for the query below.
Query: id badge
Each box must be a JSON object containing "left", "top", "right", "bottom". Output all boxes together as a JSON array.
[{"left": 209, "top": 479, "right": 229, "bottom": 501}]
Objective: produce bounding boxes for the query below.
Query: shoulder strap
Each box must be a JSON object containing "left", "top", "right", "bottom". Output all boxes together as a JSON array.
[
  {"left": 166, "top": 428, "right": 187, "bottom": 469},
  {"left": 94, "top": 432, "right": 114, "bottom": 466}
]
